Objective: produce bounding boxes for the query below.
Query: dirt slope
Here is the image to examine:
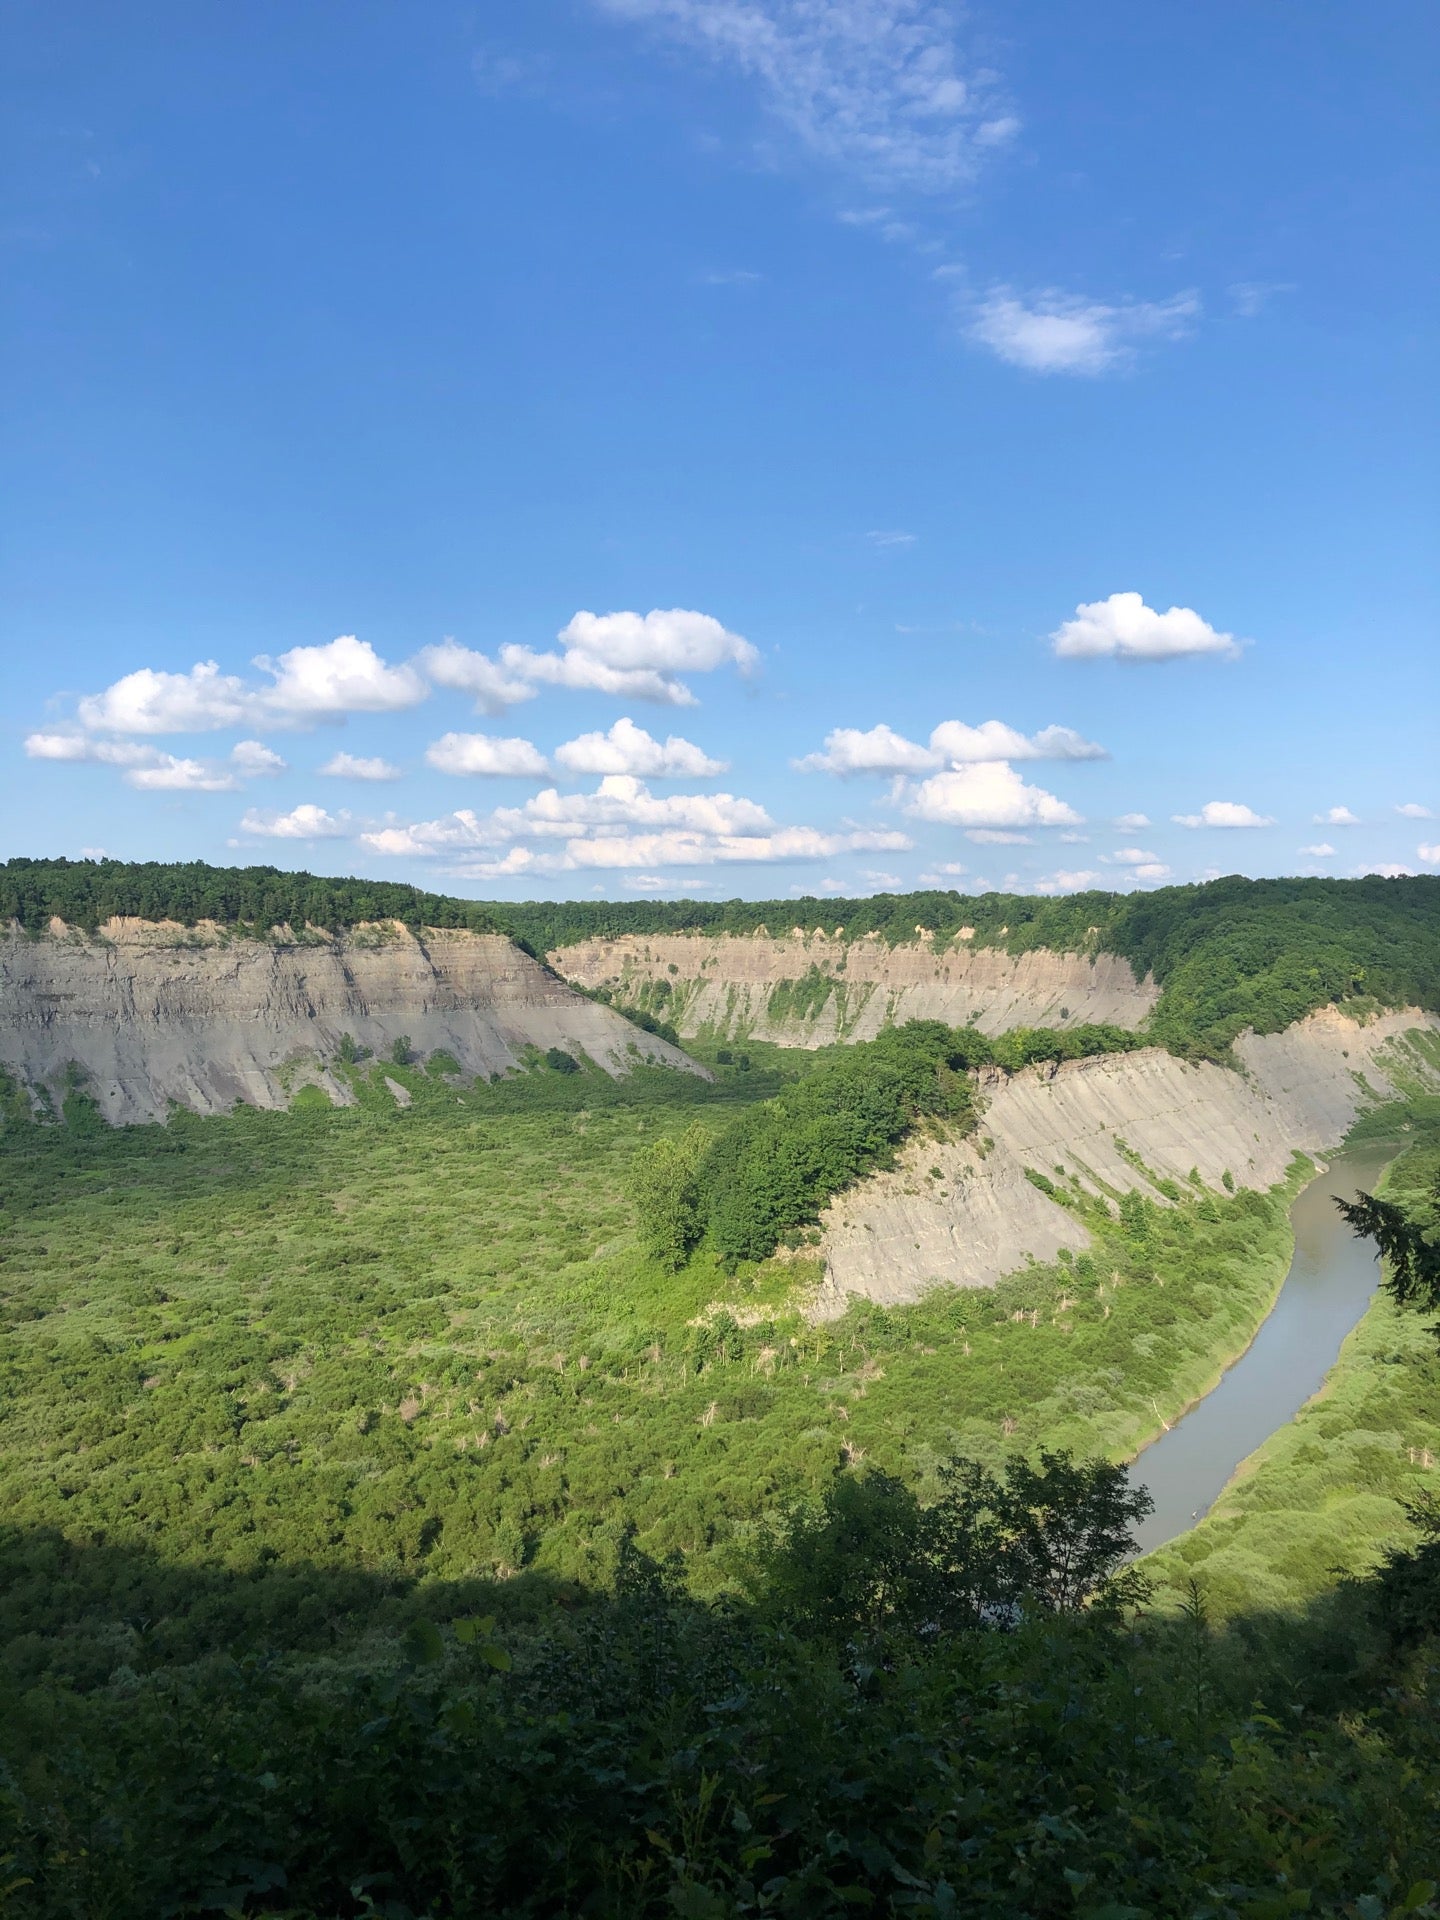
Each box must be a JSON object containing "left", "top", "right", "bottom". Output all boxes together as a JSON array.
[
  {"left": 0, "top": 918, "right": 704, "bottom": 1124},
  {"left": 814, "top": 1008, "right": 1440, "bottom": 1315},
  {"left": 549, "top": 931, "right": 1157, "bottom": 1044}
]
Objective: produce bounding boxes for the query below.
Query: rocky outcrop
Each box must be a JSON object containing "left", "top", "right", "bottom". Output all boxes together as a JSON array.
[
  {"left": 549, "top": 931, "right": 1158, "bottom": 1044},
  {"left": 0, "top": 919, "right": 704, "bottom": 1124},
  {"left": 814, "top": 1007, "right": 1440, "bottom": 1315}
]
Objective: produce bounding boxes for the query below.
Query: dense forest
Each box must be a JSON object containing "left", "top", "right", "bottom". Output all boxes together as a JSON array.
[
  {"left": 2, "top": 1090, "right": 1440, "bottom": 1912},
  {"left": 5, "top": 857, "right": 1438, "bottom": 1059}
]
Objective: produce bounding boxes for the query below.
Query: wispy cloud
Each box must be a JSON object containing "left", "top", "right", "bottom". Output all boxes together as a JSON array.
[
  {"left": 967, "top": 287, "right": 1200, "bottom": 375},
  {"left": 865, "top": 528, "right": 917, "bottom": 548},
  {"left": 594, "top": 0, "right": 1016, "bottom": 192}
]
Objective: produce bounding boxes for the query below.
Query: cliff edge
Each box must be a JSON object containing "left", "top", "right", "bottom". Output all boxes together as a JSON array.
[{"left": 0, "top": 918, "right": 705, "bottom": 1124}]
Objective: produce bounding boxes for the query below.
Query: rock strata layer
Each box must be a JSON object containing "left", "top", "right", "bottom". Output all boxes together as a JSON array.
[
  {"left": 814, "top": 1007, "right": 1440, "bottom": 1315},
  {"left": 549, "top": 931, "right": 1157, "bottom": 1043},
  {"left": 0, "top": 919, "right": 703, "bottom": 1123}
]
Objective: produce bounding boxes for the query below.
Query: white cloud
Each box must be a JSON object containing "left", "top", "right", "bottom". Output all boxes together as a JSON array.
[
  {"left": 77, "top": 661, "right": 254, "bottom": 734},
  {"left": 905, "top": 760, "right": 1082, "bottom": 829},
  {"left": 1112, "top": 812, "right": 1152, "bottom": 829},
  {"left": 230, "top": 740, "right": 286, "bottom": 776},
  {"left": 1313, "top": 805, "right": 1360, "bottom": 826},
  {"left": 1052, "top": 591, "right": 1239, "bottom": 661},
  {"left": 425, "top": 731, "right": 551, "bottom": 778},
  {"left": 866, "top": 529, "right": 917, "bottom": 548},
  {"left": 1105, "top": 847, "right": 1160, "bottom": 866},
  {"left": 74, "top": 637, "right": 427, "bottom": 735},
  {"left": 26, "top": 732, "right": 155, "bottom": 766},
  {"left": 417, "top": 639, "right": 537, "bottom": 717},
  {"left": 861, "top": 869, "right": 904, "bottom": 888},
  {"left": 966, "top": 829, "right": 1033, "bottom": 845},
  {"left": 239, "top": 803, "right": 350, "bottom": 840},
  {"left": 1173, "top": 801, "right": 1275, "bottom": 829},
  {"left": 967, "top": 288, "right": 1199, "bottom": 375},
  {"left": 256, "top": 635, "right": 428, "bottom": 720},
  {"left": 1034, "top": 869, "right": 1102, "bottom": 894},
  {"left": 929, "top": 719, "right": 1107, "bottom": 764},
  {"left": 553, "top": 716, "right": 727, "bottom": 778},
  {"left": 127, "top": 756, "right": 243, "bottom": 793},
  {"left": 27, "top": 731, "right": 281, "bottom": 791},
  {"left": 1418, "top": 843, "right": 1440, "bottom": 865},
  {"left": 1228, "top": 281, "right": 1294, "bottom": 318},
  {"left": 359, "top": 771, "right": 910, "bottom": 875},
  {"left": 320, "top": 752, "right": 402, "bottom": 781},
  {"left": 594, "top": 0, "right": 1015, "bottom": 194},
  {"left": 797, "top": 717, "right": 1106, "bottom": 775},
  {"left": 1130, "top": 862, "right": 1171, "bottom": 883},
  {"left": 1301, "top": 843, "right": 1337, "bottom": 857},
  {"left": 1396, "top": 802, "right": 1434, "bottom": 820},
  {"left": 796, "top": 723, "right": 938, "bottom": 775},
  {"left": 501, "top": 607, "right": 757, "bottom": 707},
  {"left": 1360, "top": 863, "right": 1416, "bottom": 879}
]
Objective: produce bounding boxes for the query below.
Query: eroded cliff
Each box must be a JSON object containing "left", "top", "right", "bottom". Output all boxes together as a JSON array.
[
  {"left": 814, "top": 1008, "right": 1440, "bottom": 1314},
  {"left": 0, "top": 918, "right": 703, "bottom": 1123},
  {"left": 549, "top": 930, "right": 1158, "bottom": 1044}
]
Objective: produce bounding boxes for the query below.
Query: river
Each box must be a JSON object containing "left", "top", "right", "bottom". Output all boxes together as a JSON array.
[{"left": 1129, "top": 1139, "right": 1396, "bottom": 1556}]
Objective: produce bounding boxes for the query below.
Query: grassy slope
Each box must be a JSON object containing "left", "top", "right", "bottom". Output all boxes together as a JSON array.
[
  {"left": 1147, "top": 1104, "right": 1440, "bottom": 1614},
  {"left": 0, "top": 1055, "right": 1307, "bottom": 1689}
]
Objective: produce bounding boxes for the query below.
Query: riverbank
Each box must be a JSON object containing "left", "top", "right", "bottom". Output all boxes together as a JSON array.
[{"left": 1144, "top": 1110, "right": 1440, "bottom": 1613}]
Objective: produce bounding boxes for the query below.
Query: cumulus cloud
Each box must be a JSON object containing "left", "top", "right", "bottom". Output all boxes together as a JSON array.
[
  {"left": 1396, "top": 802, "right": 1434, "bottom": 820},
  {"left": 1172, "top": 801, "right": 1275, "bottom": 829},
  {"left": 1361, "top": 863, "right": 1416, "bottom": 879},
  {"left": 554, "top": 717, "right": 727, "bottom": 778},
  {"left": 500, "top": 608, "right": 758, "bottom": 707},
  {"left": 966, "top": 829, "right": 1033, "bottom": 845},
  {"left": 358, "top": 772, "right": 909, "bottom": 874},
  {"left": 593, "top": 0, "right": 1016, "bottom": 194},
  {"left": 320, "top": 752, "right": 402, "bottom": 781},
  {"left": 239, "top": 803, "right": 350, "bottom": 840},
  {"left": 255, "top": 635, "right": 427, "bottom": 719},
  {"left": 1313, "top": 805, "right": 1360, "bottom": 826},
  {"left": 1034, "top": 869, "right": 1102, "bottom": 894},
  {"left": 1051, "top": 592, "right": 1239, "bottom": 662},
  {"left": 1112, "top": 812, "right": 1152, "bottom": 829},
  {"left": 796, "top": 717, "right": 1106, "bottom": 775},
  {"left": 425, "top": 731, "right": 551, "bottom": 778},
  {"left": 27, "top": 731, "right": 284, "bottom": 792},
  {"left": 967, "top": 288, "right": 1199, "bottom": 375},
  {"left": 905, "top": 761, "right": 1083, "bottom": 829},
  {"left": 1129, "top": 863, "right": 1172, "bottom": 883},
  {"left": 1418, "top": 843, "right": 1440, "bottom": 865},
  {"left": 230, "top": 740, "right": 286, "bottom": 776},
  {"left": 77, "top": 661, "right": 254, "bottom": 734},
  {"left": 1301, "top": 843, "right": 1336, "bottom": 857},
  {"left": 1105, "top": 847, "right": 1160, "bottom": 867},
  {"left": 417, "top": 639, "right": 537, "bottom": 717},
  {"left": 74, "top": 637, "right": 428, "bottom": 735}
]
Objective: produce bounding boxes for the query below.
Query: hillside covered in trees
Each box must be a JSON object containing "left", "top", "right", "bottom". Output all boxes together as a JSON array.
[{"left": 5, "top": 857, "right": 1439, "bottom": 1059}]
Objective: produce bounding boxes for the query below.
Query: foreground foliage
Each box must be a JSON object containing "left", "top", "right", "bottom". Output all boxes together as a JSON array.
[{"left": 3, "top": 1457, "right": 1438, "bottom": 1917}]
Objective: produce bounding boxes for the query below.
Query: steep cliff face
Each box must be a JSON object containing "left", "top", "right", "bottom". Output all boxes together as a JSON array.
[
  {"left": 549, "top": 931, "right": 1158, "bottom": 1044},
  {"left": 0, "top": 919, "right": 704, "bottom": 1124},
  {"left": 814, "top": 1007, "right": 1440, "bottom": 1315}
]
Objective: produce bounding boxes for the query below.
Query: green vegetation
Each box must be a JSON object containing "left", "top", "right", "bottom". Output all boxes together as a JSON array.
[
  {"left": 0, "top": 855, "right": 500, "bottom": 937},
  {"left": 3, "top": 1035, "right": 1440, "bottom": 1907},
  {"left": 8, "top": 858, "right": 1437, "bottom": 1060},
  {"left": 1149, "top": 1106, "right": 1440, "bottom": 1616}
]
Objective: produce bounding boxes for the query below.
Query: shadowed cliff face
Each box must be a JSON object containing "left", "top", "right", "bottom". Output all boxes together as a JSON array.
[
  {"left": 548, "top": 931, "right": 1159, "bottom": 1045},
  {"left": 0, "top": 918, "right": 706, "bottom": 1124}
]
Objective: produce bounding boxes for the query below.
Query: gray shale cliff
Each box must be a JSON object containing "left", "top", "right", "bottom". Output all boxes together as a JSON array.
[
  {"left": 814, "top": 1007, "right": 1440, "bottom": 1314},
  {"left": 0, "top": 918, "right": 704, "bottom": 1123},
  {"left": 549, "top": 930, "right": 1157, "bottom": 1044}
]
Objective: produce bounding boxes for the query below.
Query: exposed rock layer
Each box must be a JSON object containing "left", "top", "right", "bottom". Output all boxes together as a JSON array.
[
  {"left": 814, "top": 1008, "right": 1440, "bottom": 1315},
  {"left": 549, "top": 932, "right": 1157, "bottom": 1044},
  {"left": 0, "top": 919, "right": 702, "bottom": 1124}
]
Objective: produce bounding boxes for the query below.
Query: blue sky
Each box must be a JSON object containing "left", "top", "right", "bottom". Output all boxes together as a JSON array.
[{"left": 4, "top": 0, "right": 1436, "bottom": 900}]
